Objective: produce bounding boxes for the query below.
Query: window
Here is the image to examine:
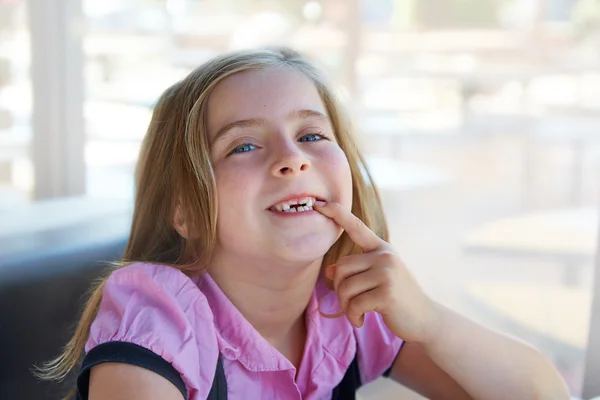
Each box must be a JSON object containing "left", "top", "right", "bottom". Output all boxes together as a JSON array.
[
  {"left": 0, "top": 0, "right": 32, "bottom": 208},
  {"left": 3, "top": 0, "right": 599, "bottom": 397}
]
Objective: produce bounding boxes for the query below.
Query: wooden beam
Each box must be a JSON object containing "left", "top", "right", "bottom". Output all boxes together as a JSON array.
[{"left": 28, "top": 0, "right": 85, "bottom": 199}]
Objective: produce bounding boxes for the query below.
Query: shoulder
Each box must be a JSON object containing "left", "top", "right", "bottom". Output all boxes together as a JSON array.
[
  {"left": 104, "top": 262, "right": 203, "bottom": 300},
  {"left": 85, "top": 262, "right": 219, "bottom": 399},
  {"left": 90, "top": 262, "right": 215, "bottom": 345}
]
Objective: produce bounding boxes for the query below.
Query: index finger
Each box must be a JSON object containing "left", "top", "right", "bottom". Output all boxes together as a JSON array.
[{"left": 314, "top": 201, "right": 384, "bottom": 252}]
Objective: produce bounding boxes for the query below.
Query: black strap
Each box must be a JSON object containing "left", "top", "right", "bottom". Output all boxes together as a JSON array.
[
  {"left": 331, "top": 353, "right": 361, "bottom": 400},
  {"left": 209, "top": 351, "right": 360, "bottom": 400},
  {"left": 207, "top": 355, "right": 227, "bottom": 400},
  {"left": 383, "top": 363, "right": 393, "bottom": 378},
  {"left": 76, "top": 341, "right": 399, "bottom": 399},
  {"left": 76, "top": 341, "right": 229, "bottom": 400}
]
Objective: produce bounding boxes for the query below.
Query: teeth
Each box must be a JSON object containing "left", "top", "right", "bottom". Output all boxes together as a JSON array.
[
  {"left": 274, "top": 203, "right": 290, "bottom": 212},
  {"left": 272, "top": 197, "right": 317, "bottom": 213},
  {"left": 281, "top": 205, "right": 314, "bottom": 213},
  {"left": 299, "top": 197, "right": 312, "bottom": 206}
]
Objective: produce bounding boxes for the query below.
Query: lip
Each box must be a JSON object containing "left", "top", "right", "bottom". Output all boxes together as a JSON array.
[{"left": 267, "top": 192, "right": 326, "bottom": 210}]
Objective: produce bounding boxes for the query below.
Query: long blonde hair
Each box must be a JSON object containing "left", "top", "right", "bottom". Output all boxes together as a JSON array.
[{"left": 35, "top": 47, "right": 388, "bottom": 387}]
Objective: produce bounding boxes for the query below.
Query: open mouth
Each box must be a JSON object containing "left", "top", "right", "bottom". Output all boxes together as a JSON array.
[{"left": 269, "top": 196, "right": 323, "bottom": 213}]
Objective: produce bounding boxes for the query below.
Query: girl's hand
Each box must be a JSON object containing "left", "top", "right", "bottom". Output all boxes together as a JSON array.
[{"left": 315, "top": 201, "right": 438, "bottom": 343}]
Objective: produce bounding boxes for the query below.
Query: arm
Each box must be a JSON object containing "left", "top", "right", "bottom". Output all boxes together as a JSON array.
[
  {"left": 389, "top": 302, "right": 571, "bottom": 400},
  {"left": 89, "top": 363, "right": 184, "bottom": 400},
  {"left": 82, "top": 264, "right": 219, "bottom": 400},
  {"left": 389, "top": 341, "right": 472, "bottom": 399},
  {"left": 314, "top": 202, "right": 571, "bottom": 400}
]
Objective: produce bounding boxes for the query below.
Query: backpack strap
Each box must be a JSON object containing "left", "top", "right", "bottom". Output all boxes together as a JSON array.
[
  {"left": 205, "top": 353, "right": 366, "bottom": 399},
  {"left": 330, "top": 352, "right": 361, "bottom": 400},
  {"left": 207, "top": 355, "right": 227, "bottom": 400}
]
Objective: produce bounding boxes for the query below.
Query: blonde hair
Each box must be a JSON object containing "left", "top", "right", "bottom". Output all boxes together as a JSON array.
[{"left": 35, "top": 47, "right": 388, "bottom": 389}]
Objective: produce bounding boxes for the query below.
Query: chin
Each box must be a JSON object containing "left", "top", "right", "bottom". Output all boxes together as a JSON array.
[{"left": 273, "top": 234, "right": 339, "bottom": 264}]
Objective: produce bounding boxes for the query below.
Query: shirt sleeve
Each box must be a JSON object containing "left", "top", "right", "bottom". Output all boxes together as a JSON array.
[
  {"left": 84, "top": 263, "right": 220, "bottom": 400},
  {"left": 353, "top": 311, "right": 404, "bottom": 384},
  {"left": 77, "top": 341, "right": 187, "bottom": 399}
]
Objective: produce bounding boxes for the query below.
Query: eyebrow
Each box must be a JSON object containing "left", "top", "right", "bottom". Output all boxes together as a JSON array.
[{"left": 211, "top": 108, "right": 328, "bottom": 145}]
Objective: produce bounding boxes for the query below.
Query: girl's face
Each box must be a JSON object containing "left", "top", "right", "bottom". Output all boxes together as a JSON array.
[{"left": 206, "top": 66, "right": 353, "bottom": 266}]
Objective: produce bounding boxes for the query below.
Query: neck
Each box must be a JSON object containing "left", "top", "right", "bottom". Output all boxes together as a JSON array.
[{"left": 208, "top": 253, "right": 322, "bottom": 366}]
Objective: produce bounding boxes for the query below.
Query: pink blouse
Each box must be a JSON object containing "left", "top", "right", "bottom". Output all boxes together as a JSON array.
[{"left": 85, "top": 262, "right": 404, "bottom": 399}]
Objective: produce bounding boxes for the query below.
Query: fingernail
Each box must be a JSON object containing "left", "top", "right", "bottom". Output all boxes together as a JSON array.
[
  {"left": 314, "top": 200, "right": 327, "bottom": 207},
  {"left": 325, "top": 264, "right": 335, "bottom": 279}
]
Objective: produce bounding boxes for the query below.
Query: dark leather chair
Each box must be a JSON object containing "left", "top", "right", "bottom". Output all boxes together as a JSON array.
[{"left": 0, "top": 200, "right": 131, "bottom": 400}]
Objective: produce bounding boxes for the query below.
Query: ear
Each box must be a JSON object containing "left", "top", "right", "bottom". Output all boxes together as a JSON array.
[{"left": 173, "top": 203, "right": 189, "bottom": 239}]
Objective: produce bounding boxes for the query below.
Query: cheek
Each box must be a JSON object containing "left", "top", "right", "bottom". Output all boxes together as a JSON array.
[
  {"left": 214, "top": 165, "right": 258, "bottom": 223},
  {"left": 214, "top": 169, "right": 256, "bottom": 245},
  {"left": 214, "top": 161, "right": 255, "bottom": 199},
  {"left": 318, "top": 146, "right": 353, "bottom": 205}
]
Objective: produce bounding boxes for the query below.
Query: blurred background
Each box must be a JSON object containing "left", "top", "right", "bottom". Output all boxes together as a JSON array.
[{"left": 0, "top": 0, "right": 599, "bottom": 399}]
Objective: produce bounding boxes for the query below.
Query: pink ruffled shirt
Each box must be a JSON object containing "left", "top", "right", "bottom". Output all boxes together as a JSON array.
[{"left": 85, "top": 262, "right": 403, "bottom": 399}]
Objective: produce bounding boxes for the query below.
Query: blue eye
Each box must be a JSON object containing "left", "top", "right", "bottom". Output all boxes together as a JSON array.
[
  {"left": 299, "top": 133, "right": 323, "bottom": 142},
  {"left": 231, "top": 143, "right": 256, "bottom": 154}
]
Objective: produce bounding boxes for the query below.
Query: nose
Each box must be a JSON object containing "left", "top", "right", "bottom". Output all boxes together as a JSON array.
[{"left": 270, "top": 139, "right": 311, "bottom": 177}]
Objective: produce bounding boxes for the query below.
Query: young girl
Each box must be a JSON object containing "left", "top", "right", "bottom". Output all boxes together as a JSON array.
[{"left": 39, "top": 47, "right": 570, "bottom": 400}]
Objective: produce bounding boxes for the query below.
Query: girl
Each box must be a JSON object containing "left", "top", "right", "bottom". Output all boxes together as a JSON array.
[{"left": 38, "top": 48, "right": 570, "bottom": 400}]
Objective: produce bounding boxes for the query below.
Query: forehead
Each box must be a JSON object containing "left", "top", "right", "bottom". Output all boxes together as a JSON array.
[{"left": 206, "top": 66, "right": 327, "bottom": 135}]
